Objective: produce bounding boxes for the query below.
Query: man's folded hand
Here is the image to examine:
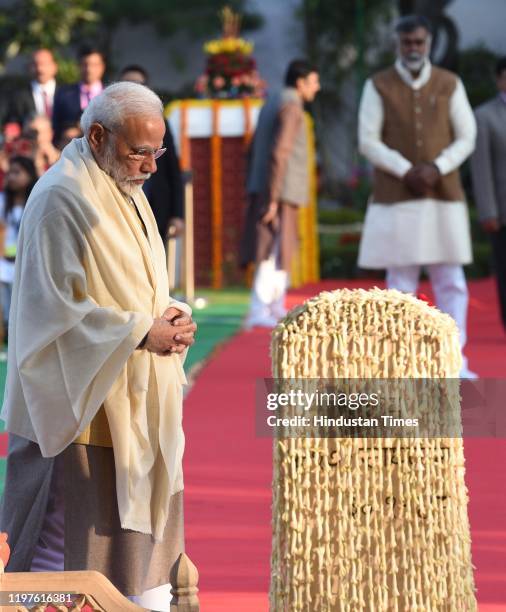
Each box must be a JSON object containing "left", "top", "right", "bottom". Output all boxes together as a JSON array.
[
  {"left": 403, "top": 163, "right": 441, "bottom": 197},
  {"left": 144, "top": 316, "right": 197, "bottom": 356}
]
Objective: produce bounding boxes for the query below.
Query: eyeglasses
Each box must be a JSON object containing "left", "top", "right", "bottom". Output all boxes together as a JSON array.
[{"left": 101, "top": 124, "right": 167, "bottom": 160}]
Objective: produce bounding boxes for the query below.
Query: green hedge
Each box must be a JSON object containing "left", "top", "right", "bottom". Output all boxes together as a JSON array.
[
  {"left": 318, "top": 205, "right": 493, "bottom": 279},
  {"left": 319, "top": 237, "right": 492, "bottom": 279},
  {"left": 320, "top": 239, "right": 362, "bottom": 279},
  {"left": 318, "top": 208, "right": 365, "bottom": 225}
]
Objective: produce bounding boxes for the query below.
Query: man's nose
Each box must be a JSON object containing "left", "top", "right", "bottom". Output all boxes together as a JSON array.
[{"left": 141, "top": 155, "right": 157, "bottom": 173}]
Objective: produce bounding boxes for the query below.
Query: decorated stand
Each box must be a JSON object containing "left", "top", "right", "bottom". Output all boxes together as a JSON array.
[{"left": 165, "top": 7, "right": 319, "bottom": 288}]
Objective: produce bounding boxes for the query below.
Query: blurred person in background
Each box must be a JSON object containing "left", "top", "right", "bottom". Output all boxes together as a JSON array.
[
  {"left": 56, "top": 121, "right": 84, "bottom": 150},
  {"left": 52, "top": 46, "right": 106, "bottom": 143},
  {"left": 119, "top": 65, "right": 184, "bottom": 243},
  {"left": 119, "top": 65, "right": 149, "bottom": 86},
  {"left": 25, "top": 115, "right": 60, "bottom": 175},
  {"left": 2, "top": 123, "right": 30, "bottom": 157},
  {"left": 0, "top": 125, "right": 22, "bottom": 191},
  {"left": 471, "top": 57, "right": 506, "bottom": 332},
  {"left": 241, "top": 59, "right": 320, "bottom": 328},
  {"left": 357, "top": 15, "right": 477, "bottom": 377},
  {"left": 0, "top": 156, "right": 37, "bottom": 333},
  {"left": 0, "top": 124, "right": 22, "bottom": 187},
  {"left": 0, "top": 124, "right": 34, "bottom": 189},
  {"left": 6, "top": 49, "right": 58, "bottom": 128}
]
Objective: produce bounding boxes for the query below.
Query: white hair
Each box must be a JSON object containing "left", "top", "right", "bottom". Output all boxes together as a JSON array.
[{"left": 80, "top": 81, "right": 163, "bottom": 135}]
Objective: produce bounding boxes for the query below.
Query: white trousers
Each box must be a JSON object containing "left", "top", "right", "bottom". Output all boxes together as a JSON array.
[
  {"left": 129, "top": 583, "right": 172, "bottom": 611},
  {"left": 247, "top": 255, "right": 288, "bottom": 324},
  {"left": 386, "top": 263, "right": 469, "bottom": 351}
]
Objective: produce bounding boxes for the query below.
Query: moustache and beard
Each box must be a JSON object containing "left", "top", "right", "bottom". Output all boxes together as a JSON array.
[
  {"left": 100, "top": 138, "right": 151, "bottom": 196},
  {"left": 402, "top": 52, "right": 428, "bottom": 72},
  {"left": 398, "top": 37, "right": 432, "bottom": 73}
]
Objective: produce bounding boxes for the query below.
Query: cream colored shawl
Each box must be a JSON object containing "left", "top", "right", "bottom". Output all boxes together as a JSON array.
[{"left": 1, "top": 137, "right": 190, "bottom": 540}]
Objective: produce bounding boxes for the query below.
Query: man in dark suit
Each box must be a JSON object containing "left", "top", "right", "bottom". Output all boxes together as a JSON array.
[
  {"left": 119, "top": 65, "right": 184, "bottom": 242},
  {"left": 471, "top": 57, "right": 506, "bottom": 330},
  {"left": 52, "top": 46, "right": 105, "bottom": 143},
  {"left": 5, "top": 49, "right": 58, "bottom": 127}
]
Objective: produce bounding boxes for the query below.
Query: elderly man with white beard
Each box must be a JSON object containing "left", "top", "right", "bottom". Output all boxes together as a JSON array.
[
  {"left": 0, "top": 82, "right": 196, "bottom": 611},
  {"left": 357, "top": 14, "right": 477, "bottom": 378}
]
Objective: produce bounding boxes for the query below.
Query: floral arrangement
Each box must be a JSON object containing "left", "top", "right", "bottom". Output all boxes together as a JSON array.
[
  {"left": 203, "top": 37, "right": 253, "bottom": 56},
  {"left": 195, "top": 6, "right": 266, "bottom": 99}
]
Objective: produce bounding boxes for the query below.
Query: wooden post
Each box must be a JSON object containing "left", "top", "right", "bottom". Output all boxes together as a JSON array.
[
  {"left": 166, "top": 227, "right": 177, "bottom": 291},
  {"left": 182, "top": 171, "right": 195, "bottom": 305},
  {"left": 169, "top": 553, "right": 199, "bottom": 611}
]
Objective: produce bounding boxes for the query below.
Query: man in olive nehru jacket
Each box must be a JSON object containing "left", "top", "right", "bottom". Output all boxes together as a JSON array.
[{"left": 357, "top": 15, "right": 477, "bottom": 377}]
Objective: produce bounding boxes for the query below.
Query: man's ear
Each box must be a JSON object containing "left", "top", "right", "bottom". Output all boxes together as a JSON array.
[{"left": 88, "top": 123, "right": 106, "bottom": 153}]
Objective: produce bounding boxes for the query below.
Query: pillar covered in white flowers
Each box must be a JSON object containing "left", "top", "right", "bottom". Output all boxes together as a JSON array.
[{"left": 270, "top": 288, "right": 476, "bottom": 611}]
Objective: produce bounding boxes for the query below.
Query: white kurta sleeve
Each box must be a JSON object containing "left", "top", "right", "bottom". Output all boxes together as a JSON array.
[
  {"left": 433, "top": 79, "right": 477, "bottom": 175},
  {"left": 14, "top": 205, "right": 153, "bottom": 455},
  {"left": 358, "top": 79, "right": 413, "bottom": 178}
]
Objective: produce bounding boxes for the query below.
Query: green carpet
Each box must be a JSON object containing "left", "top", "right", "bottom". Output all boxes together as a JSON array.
[{"left": 183, "top": 289, "right": 249, "bottom": 372}]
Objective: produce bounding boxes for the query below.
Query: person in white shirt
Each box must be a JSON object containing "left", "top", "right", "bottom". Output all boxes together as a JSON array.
[
  {"left": 30, "top": 49, "right": 58, "bottom": 118},
  {"left": 6, "top": 49, "right": 58, "bottom": 127},
  {"left": 357, "top": 14, "right": 477, "bottom": 378}
]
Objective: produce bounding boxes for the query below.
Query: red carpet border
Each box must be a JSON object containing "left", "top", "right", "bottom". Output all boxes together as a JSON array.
[{"left": 183, "top": 278, "right": 506, "bottom": 610}]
